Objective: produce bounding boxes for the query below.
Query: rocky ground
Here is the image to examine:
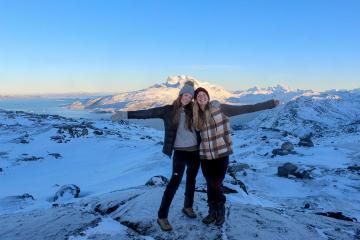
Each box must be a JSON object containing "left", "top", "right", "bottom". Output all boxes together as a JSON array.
[{"left": 0, "top": 109, "right": 359, "bottom": 239}]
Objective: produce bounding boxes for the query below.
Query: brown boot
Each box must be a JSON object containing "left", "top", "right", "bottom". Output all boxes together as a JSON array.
[
  {"left": 157, "top": 218, "right": 173, "bottom": 231},
  {"left": 182, "top": 207, "right": 197, "bottom": 218}
]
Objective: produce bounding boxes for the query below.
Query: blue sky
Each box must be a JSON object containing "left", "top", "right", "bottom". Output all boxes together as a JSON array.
[{"left": 0, "top": 0, "right": 359, "bottom": 94}]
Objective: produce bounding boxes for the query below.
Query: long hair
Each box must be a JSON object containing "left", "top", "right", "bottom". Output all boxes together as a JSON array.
[
  {"left": 172, "top": 96, "right": 194, "bottom": 131},
  {"left": 193, "top": 101, "right": 211, "bottom": 131}
]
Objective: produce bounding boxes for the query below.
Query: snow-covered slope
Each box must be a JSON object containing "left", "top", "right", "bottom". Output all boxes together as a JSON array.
[{"left": 0, "top": 107, "right": 359, "bottom": 239}]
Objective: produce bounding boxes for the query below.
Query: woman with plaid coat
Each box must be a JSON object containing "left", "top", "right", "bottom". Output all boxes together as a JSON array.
[{"left": 193, "top": 87, "right": 279, "bottom": 226}]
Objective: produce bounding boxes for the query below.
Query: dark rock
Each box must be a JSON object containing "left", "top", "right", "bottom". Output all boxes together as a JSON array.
[
  {"left": 230, "top": 179, "right": 249, "bottom": 194},
  {"left": 94, "top": 194, "right": 141, "bottom": 217},
  {"left": 51, "top": 135, "right": 64, "bottom": 143},
  {"left": 94, "top": 203, "right": 120, "bottom": 215},
  {"left": 48, "top": 153, "right": 62, "bottom": 159},
  {"left": 145, "top": 175, "right": 169, "bottom": 187},
  {"left": 0, "top": 167, "right": 3, "bottom": 172},
  {"left": 140, "top": 135, "right": 152, "bottom": 140},
  {"left": 21, "top": 156, "right": 44, "bottom": 161},
  {"left": 272, "top": 148, "right": 296, "bottom": 157},
  {"left": 281, "top": 142, "right": 295, "bottom": 151},
  {"left": 53, "top": 124, "right": 90, "bottom": 141},
  {"left": 227, "top": 163, "right": 250, "bottom": 176},
  {"left": 81, "top": 128, "right": 88, "bottom": 136},
  {"left": 16, "top": 193, "right": 35, "bottom": 200},
  {"left": 315, "top": 212, "right": 357, "bottom": 222},
  {"left": 278, "top": 163, "right": 312, "bottom": 179},
  {"left": 222, "top": 185, "right": 238, "bottom": 194},
  {"left": 304, "top": 203, "right": 310, "bottom": 209},
  {"left": 120, "top": 220, "right": 153, "bottom": 235},
  {"left": 348, "top": 165, "right": 360, "bottom": 172},
  {"left": 293, "top": 170, "right": 312, "bottom": 179},
  {"left": 93, "top": 130, "right": 103, "bottom": 135},
  {"left": 20, "top": 139, "right": 29, "bottom": 144},
  {"left": 298, "top": 134, "right": 314, "bottom": 147},
  {"left": 272, "top": 142, "right": 297, "bottom": 157},
  {"left": 278, "top": 163, "right": 298, "bottom": 177},
  {"left": 54, "top": 184, "right": 80, "bottom": 202}
]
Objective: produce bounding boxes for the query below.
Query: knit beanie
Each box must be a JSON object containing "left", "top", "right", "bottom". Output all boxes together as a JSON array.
[
  {"left": 194, "top": 87, "right": 210, "bottom": 100},
  {"left": 179, "top": 81, "right": 195, "bottom": 97}
]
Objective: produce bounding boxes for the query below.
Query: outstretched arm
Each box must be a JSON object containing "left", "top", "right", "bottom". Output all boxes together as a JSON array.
[
  {"left": 111, "top": 105, "right": 171, "bottom": 121},
  {"left": 128, "top": 105, "right": 170, "bottom": 119},
  {"left": 220, "top": 99, "right": 279, "bottom": 117}
]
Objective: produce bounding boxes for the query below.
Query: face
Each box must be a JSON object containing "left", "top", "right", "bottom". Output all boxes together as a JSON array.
[
  {"left": 180, "top": 93, "right": 193, "bottom": 106},
  {"left": 196, "top": 91, "right": 209, "bottom": 107}
]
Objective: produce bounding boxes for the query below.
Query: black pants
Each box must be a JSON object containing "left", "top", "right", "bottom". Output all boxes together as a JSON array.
[
  {"left": 201, "top": 156, "right": 229, "bottom": 204},
  {"left": 158, "top": 150, "right": 200, "bottom": 219}
]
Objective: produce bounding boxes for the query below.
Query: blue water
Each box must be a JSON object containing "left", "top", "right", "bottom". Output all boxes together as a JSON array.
[{"left": 0, "top": 98, "right": 111, "bottom": 120}]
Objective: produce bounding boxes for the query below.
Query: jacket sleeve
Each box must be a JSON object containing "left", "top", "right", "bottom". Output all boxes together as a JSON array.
[
  {"left": 127, "top": 105, "right": 170, "bottom": 119},
  {"left": 220, "top": 100, "right": 278, "bottom": 117}
]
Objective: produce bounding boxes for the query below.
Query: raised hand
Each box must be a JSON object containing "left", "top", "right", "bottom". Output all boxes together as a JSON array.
[
  {"left": 210, "top": 100, "right": 221, "bottom": 108},
  {"left": 273, "top": 99, "right": 280, "bottom": 107}
]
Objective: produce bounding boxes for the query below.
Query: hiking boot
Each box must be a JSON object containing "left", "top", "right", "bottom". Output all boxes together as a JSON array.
[
  {"left": 215, "top": 203, "right": 225, "bottom": 226},
  {"left": 202, "top": 202, "right": 217, "bottom": 224},
  {"left": 157, "top": 218, "right": 173, "bottom": 231},
  {"left": 182, "top": 207, "right": 197, "bottom": 218}
]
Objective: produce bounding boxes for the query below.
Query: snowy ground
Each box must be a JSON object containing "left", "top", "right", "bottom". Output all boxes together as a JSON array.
[{"left": 0, "top": 109, "right": 359, "bottom": 239}]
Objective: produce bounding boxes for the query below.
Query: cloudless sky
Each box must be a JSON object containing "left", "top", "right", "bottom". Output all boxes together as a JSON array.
[{"left": 0, "top": 0, "right": 359, "bottom": 94}]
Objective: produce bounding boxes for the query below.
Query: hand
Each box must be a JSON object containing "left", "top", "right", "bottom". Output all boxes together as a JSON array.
[
  {"left": 273, "top": 99, "right": 280, "bottom": 107},
  {"left": 210, "top": 100, "right": 221, "bottom": 108},
  {"left": 266, "top": 99, "right": 280, "bottom": 109},
  {"left": 111, "top": 111, "right": 128, "bottom": 121}
]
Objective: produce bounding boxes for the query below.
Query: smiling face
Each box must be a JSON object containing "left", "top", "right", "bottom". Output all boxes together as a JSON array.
[
  {"left": 196, "top": 91, "right": 209, "bottom": 108},
  {"left": 180, "top": 93, "right": 193, "bottom": 106}
]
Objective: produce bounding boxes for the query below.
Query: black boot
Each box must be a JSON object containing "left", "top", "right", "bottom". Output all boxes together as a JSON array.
[
  {"left": 215, "top": 202, "right": 225, "bottom": 226},
  {"left": 202, "top": 202, "right": 217, "bottom": 224}
]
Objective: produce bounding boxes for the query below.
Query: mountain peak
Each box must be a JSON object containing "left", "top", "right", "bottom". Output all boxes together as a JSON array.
[
  {"left": 246, "top": 84, "right": 293, "bottom": 93},
  {"left": 165, "top": 75, "right": 200, "bottom": 88},
  {"left": 270, "top": 84, "right": 292, "bottom": 92}
]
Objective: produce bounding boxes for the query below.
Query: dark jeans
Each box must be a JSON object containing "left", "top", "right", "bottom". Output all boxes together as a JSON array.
[
  {"left": 201, "top": 156, "right": 229, "bottom": 204},
  {"left": 158, "top": 150, "right": 200, "bottom": 218}
]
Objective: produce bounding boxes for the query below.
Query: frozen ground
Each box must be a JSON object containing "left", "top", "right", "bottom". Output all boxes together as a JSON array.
[{"left": 0, "top": 108, "right": 359, "bottom": 239}]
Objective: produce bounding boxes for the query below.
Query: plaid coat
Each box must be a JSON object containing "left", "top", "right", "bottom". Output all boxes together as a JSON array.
[
  {"left": 198, "top": 99, "right": 278, "bottom": 160},
  {"left": 199, "top": 107, "right": 233, "bottom": 160}
]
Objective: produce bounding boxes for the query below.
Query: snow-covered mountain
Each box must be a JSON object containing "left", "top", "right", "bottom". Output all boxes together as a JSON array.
[
  {"left": 68, "top": 75, "right": 232, "bottom": 112},
  {"left": 248, "top": 89, "right": 360, "bottom": 137},
  {"left": 229, "top": 84, "right": 314, "bottom": 105},
  {"left": 67, "top": 75, "right": 311, "bottom": 112}
]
